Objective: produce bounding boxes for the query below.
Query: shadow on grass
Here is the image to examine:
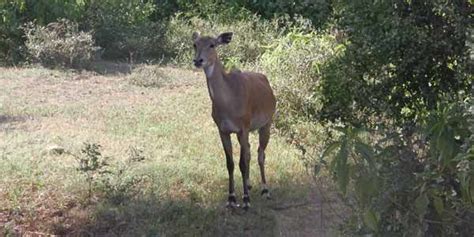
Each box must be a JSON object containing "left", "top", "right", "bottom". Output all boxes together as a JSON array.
[
  {"left": 89, "top": 60, "right": 132, "bottom": 75},
  {"left": 61, "top": 182, "right": 313, "bottom": 237},
  {"left": 0, "top": 115, "right": 28, "bottom": 124}
]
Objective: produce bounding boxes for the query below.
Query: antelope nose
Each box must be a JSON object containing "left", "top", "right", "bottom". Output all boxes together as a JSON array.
[{"left": 193, "top": 59, "right": 203, "bottom": 67}]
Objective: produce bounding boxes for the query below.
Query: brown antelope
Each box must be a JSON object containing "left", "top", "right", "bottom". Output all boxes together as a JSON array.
[{"left": 192, "top": 32, "right": 276, "bottom": 209}]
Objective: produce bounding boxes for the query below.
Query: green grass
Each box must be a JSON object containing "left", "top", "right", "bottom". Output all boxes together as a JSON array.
[{"left": 0, "top": 65, "right": 333, "bottom": 236}]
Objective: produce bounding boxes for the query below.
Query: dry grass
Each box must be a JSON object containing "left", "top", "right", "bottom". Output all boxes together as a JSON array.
[{"left": 0, "top": 65, "right": 343, "bottom": 236}]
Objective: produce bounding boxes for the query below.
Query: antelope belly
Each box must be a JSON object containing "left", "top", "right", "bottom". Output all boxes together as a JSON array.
[
  {"left": 219, "top": 119, "right": 241, "bottom": 133},
  {"left": 250, "top": 114, "right": 269, "bottom": 131}
]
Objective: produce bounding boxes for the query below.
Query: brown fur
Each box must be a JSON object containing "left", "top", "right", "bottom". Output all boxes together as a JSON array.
[{"left": 193, "top": 32, "right": 276, "bottom": 208}]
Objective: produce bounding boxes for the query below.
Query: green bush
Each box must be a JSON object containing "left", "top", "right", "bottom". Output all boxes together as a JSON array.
[
  {"left": 163, "top": 15, "right": 284, "bottom": 67},
  {"left": 155, "top": 0, "right": 333, "bottom": 29},
  {"left": 81, "top": 0, "right": 161, "bottom": 61},
  {"left": 0, "top": 1, "right": 23, "bottom": 65},
  {"left": 257, "top": 29, "right": 340, "bottom": 130},
  {"left": 315, "top": 1, "right": 473, "bottom": 235},
  {"left": 23, "top": 19, "right": 98, "bottom": 69},
  {"left": 74, "top": 143, "right": 147, "bottom": 205},
  {"left": 319, "top": 99, "right": 474, "bottom": 236},
  {"left": 236, "top": 0, "right": 334, "bottom": 29},
  {"left": 0, "top": 0, "right": 88, "bottom": 66},
  {"left": 253, "top": 24, "right": 340, "bottom": 157},
  {"left": 320, "top": 0, "right": 471, "bottom": 125}
]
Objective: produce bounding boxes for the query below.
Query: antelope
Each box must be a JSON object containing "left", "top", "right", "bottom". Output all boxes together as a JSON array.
[{"left": 192, "top": 32, "right": 276, "bottom": 209}]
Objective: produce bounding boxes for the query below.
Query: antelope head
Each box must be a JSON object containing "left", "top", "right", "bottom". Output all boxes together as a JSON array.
[{"left": 192, "top": 32, "right": 233, "bottom": 68}]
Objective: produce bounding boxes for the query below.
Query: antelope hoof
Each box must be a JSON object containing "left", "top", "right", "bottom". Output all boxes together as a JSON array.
[
  {"left": 243, "top": 195, "right": 251, "bottom": 210},
  {"left": 261, "top": 188, "right": 271, "bottom": 200},
  {"left": 226, "top": 195, "right": 239, "bottom": 208}
]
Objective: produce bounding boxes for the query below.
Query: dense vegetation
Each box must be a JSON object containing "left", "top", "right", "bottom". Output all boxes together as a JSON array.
[
  {"left": 1, "top": 0, "right": 472, "bottom": 235},
  {"left": 318, "top": 1, "right": 473, "bottom": 235}
]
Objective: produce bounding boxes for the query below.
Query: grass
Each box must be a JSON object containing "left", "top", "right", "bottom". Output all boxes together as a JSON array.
[{"left": 0, "top": 64, "right": 341, "bottom": 236}]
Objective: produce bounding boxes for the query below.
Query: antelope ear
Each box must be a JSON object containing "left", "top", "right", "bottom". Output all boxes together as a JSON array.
[
  {"left": 192, "top": 31, "right": 200, "bottom": 41},
  {"left": 216, "top": 32, "right": 233, "bottom": 45}
]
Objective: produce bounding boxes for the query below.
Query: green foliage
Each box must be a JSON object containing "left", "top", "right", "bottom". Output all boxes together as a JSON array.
[
  {"left": 81, "top": 0, "right": 161, "bottom": 60},
  {"left": 163, "top": 14, "right": 283, "bottom": 66},
  {"left": 23, "top": 19, "right": 98, "bottom": 69},
  {"left": 75, "top": 143, "right": 110, "bottom": 201},
  {"left": 320, "top": 0, "right": 472, "bottom": 125},
  {"left": 235, "top": 0, "right": 334, "bottom": 29},
  {"left": 0, "top": 1, "right": 25, "bottom": 65},
  {"left": 252, "top": 22, "right": 341, "bottom": 173},
  {"left": 313, "top": 2, "right": 473, "bottom": 234},
  {"left": 319, "top": 99, "right": 474, "bottom": 235},
  {"left": 320, "top": 127, "right": 376, "bottom": 195},
  {"left": 0, "top": 0, "right": 88, "bottom": 65},
  {"left": 100, "top": 146, "right": 147, "bottom": 205},
  {"left": 257, "top": 26, "right": 340, "bottom": 133},
  {"left": 0, "top": 0, "right": 337, "bottom": 64},
  {"left": 1, "top": 0, "right": 163, "bottom": 64},
  {"left": 74, "top": 143, "right": 147, "bottom": 204},
  {"left": 150, "top": 0, "right": 333, "bottom": 28}
]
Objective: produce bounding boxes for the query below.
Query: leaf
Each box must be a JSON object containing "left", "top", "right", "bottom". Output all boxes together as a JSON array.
[
  {"left": 314, "top": 164, "right": 321, "bottom": 176},
  {"left": 336, "top": 140, "right": 349, "bottom": 194},
  {"left": 470, "top": 177, "right": 474, "bottom": 203},
  {"left": 334, "top": 126, "right": 346, "bottom": 133},
  {"left": 355, "top": 176, "right": 369, "bottom": 206},
  {"left": 415, "top": 193, "right": 429, "bottom": 218},
  {"left": 363, "top": 209, "right": 379, "bottom": 232},
  {"left": 321, "top": 141, "right": 340, "bottom": 159},
  {"left": 355, "top": 141, "right": 375, "bottom": 168},
  {"left": 433, "top": 196, "right": 444, "bottom": 215}
]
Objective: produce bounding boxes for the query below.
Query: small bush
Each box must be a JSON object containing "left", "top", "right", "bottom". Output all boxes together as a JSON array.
[
  {"left": 75, "top": 143, "right": 110, "bottom": 202},
  {"left": 23, "top": 19, "right": 98, "bottom": 69},
  {"left": 74, "top": 143, "right": 147, "bottom": 204}
]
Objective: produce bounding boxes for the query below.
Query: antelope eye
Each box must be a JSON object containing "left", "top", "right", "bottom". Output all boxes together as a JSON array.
[{"left": 210, "top": 44, "right": 215, "bottom": 48}]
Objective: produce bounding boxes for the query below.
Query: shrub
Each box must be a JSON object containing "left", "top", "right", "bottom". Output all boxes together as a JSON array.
[
  {"left": 315, "top": 1, "right": 473, "bottom": 235},
  {"left": 154, "top": 0, "right": 334, "bottom": 29},
  {"left": 23, "top": 19, "right": 98, "bottom": 69},
  {"left": 163, "top": 15, "right": 284, "bottom": 67},
  {"left": 255, "top": 26, "right": 340, "bottom": 149},
  {"left": 319, "top": 99, "right": 474, "bottom": 236},
  {"left": 0, "top": 0, "right": 88, "bottom": 66},
  {"left": 236, "top": 0, "right": 334, "bottom": 29},
  {"left": 81, "top": 0, "right": 161, "bottom": 61},
  {"left": 74, "top": 143, "right": 147, "bottom": 204}
]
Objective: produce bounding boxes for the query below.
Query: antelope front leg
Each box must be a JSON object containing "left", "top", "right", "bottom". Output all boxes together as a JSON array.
[
  {"left": 237, "top": 129, "right": 251, "bottom": 210},
  {"left": 219, "top": 132, "right": 237, "bottom": 207}
]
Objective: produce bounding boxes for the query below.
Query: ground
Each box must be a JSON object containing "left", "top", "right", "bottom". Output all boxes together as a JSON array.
[{"left": 0, "top": 64, "right": 343, "bottom": 236}]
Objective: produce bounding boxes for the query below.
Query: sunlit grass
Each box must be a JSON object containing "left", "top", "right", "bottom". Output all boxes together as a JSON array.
[{"left": 0, "top": 65, "right": 312, "bottom": 235}]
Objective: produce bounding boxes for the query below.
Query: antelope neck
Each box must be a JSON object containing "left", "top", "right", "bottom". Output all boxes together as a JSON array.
[{"left": 204, "top": 61, "right": 230, "bottom": 103}]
